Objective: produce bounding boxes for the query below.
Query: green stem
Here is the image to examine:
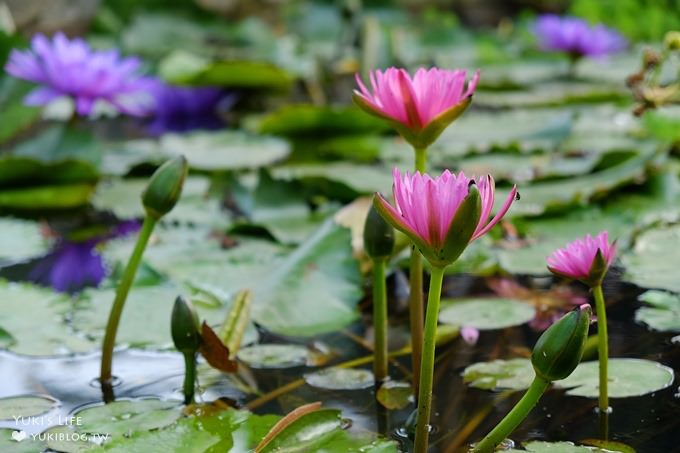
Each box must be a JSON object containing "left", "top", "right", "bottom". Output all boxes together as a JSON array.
[
  {"left": 372, "top": 258, "right": 389, "bottom": 382},
  {"left": 473, "top": 375, "right": 551, "bottom": 453},
  {"left": 414, "top": 266, "right": 445, "bottom": 453},
  {"left": 100, "top": 216, "right": 157, "bottom": 389},
  {"left": 593, "top": 284, "right": 609, "bottom": 414},
  {"left": 409, "top": 146, "right": 427, "bottom": 392},
  {"left": 182, "top": 351, "right": 197, "bottom": 404}
]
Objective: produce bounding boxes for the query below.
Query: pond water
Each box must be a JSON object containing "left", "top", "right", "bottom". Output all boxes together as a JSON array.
[{"left": 0, "top": 275, "right": 676, "bottom": 452}]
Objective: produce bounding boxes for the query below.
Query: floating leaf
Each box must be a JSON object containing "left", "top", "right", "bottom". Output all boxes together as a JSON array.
[
  {"left": 439, "top": 298, "right": 535, "bottom": 330},
  {"left": 257, "top": 408, "right": 341, "bottom": 452},
  {"left": 257, "top": 104, "right": 387, "bottom": 136},
  {"left": 376, "top": 381, "right": 412, "bottom": 410},
  {"left": 635, "top": 290, "right": 680, "bottom": 332},
  {"left": 0, "top": 395, "right": 58, "bottom": 420},
  {"left": 0, "top": 281, "right": 97, "bottom": 356},
  {"left": 237, "top": 344, "right": 311, "bottom": 369},
  {"left": 622, "top": 224, "right": 680, "bottom": 293},
  {"left": 0, "top": 428, "right": 44, "bottom": 453},
  {"left": 554, "top": 358, "right": 675, "bottom": 398},
  {"left": 159, "top": 50, "right": 293, "bottom": 91},
  {"left": 256, "top": 402, "right": 322, "bottom": 452},
  {"left": 304, "top": 368, "right": 374, "bottom": 390},
  {"left": 509, "top": 440, "right": 613, "bottom": 452},
  {"left": 75, "top": 399, "right": 182, "bottom": 439},
  {"left": 0, "top": 218, "right": 47, "bottom": 263},
  {"left": 462, "top": 358, "right": 534, "bottom": 391}
]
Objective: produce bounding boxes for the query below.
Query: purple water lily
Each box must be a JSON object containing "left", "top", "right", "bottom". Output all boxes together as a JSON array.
[
  {"left": 147, "top": 80, "right": 236, "bottom": 135},
  {"left": 533, "top": 15, "right": 627, "bottom": 60},
  {"left": 29, "top": 220, "right": 140, "bottom": 294},
  {"left": 5, "top": 32, "right": 154, "bottom": 117}
]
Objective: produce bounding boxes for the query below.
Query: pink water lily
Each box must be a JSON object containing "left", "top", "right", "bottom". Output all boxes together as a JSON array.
[
  {"left": 547, "top": 231, "right": 617, "bottom": 285},
  {"left": 354, "top": 68, "right": 479, "bottom": 148},
  {"left": 374, "top": 168, "right": 517, "bottom": 267}
]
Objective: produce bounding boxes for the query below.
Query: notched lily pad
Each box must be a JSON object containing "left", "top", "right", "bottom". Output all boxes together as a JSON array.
[
  {"left": 635, "top": 290, "right": 680, "bottom": 332},
  {"left": 304, "top": 368, "right": 374, "bottom": 390},
  {"left": 376, "top": 381, "right": 412, "bottom": 410},
  {"left": 237, "top": 344, "right": 311, "bottom": 368},
  {"left": 0, "top": 395, "right": 58, "bottom": 420},
  {"left": 508, "top": 440, "right": 617, "bottom": 452},
  {"left": 554, "top": 358, "right": 675, "bottom": 398},
  {"left": 439, "top": 298, "right": 535, "bottom": 330},
  {"left": 462, "top": 358, "right": 534, "bottom": 391},
  {"left": 623, "top": 224, "right": 680, "bottom": 293}
]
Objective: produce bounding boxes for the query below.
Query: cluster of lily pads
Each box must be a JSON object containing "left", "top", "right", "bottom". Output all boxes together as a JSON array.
[{"left": 0, "top": 3, "right": 678, "bottom": 453}]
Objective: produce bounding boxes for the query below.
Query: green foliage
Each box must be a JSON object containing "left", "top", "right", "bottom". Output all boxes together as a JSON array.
[{"left": 569, "top": 0, "right": 680, "bottom": 42}]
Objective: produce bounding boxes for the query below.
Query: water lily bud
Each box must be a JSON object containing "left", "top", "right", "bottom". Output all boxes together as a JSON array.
[
  {"left": 171, "top": 296, "right": 201, "bottom": 354},
  {"left": 363, "top": 204, "right": 395, "bottom": 260},
  {"left": 142, "top": 156, "right": 188, "bottom": 220},
  {"left": 531, "top": 304, "right": 591, "bottom": 382},
  {"left": 664, "top": 31, "right": 680, "bottom": 50}
]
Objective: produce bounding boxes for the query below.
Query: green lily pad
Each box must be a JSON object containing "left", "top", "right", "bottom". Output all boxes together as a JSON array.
[
  {"left": 106, "top": 220, "right": 362, "bottom": 337},
  {"left": 0, "top": 218, "right": 46, "bottom": 262},
  {"left": 376, "top": 381, "right": 413, "bottom": 410},
  {"left": 439, "top": 298, "right": 535, "bottom": 330},
  {"left": 0, "top": 78, "right": 41, "bottom": 145},
  {"left": 508, "top": 440, "right": 615, "bottom": 452},
  {"left": 304, "top": 368, "right": 374, "bottom": 390},
  {"left": 273, "top": 162, "right": 394, "bottom": 196},
  {"left": 159, "top": 50, "right": 293, "bottom": 92},
  {"left": 0, "top": 280, "right": 97, "bottom": 356},
  {"left": 0, "top": 428, "right": 45, "bottom": 453},
  {"left": 462, "top": 358, "right": 534, "bottom": 391},
  {"left": 159, "top": 131, "right": 290, "bottom": 171},
  {"left": 75, "top": 399, "right": 182, "bottom": 439},
  {"left": 257, "top": 104, "right": 387, "bottom": 136},
  {"left": 554, "top": 358, "right": 675, "bottom": 398},
  {"left": 237, "top": 344, "right": 311, "bottom": 368},
  {"left": 43, "top": 425, "right": 104, "bottom": 453},
  {"left": 0, "top": 395, "right": 58, "bottom": 420},
  {"left": 92, "top": 176, "right": 227, "bottom": 227},
  {"left": 636, "top": 290, "right": 680, "bottom": 332},
  {"left": 622, "top": 224, "right": 680, "bottom": 293}
]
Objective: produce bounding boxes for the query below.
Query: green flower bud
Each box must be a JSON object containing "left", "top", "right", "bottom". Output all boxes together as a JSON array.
[
  {"left": 142, "top": 156, "right": 188, "bottom": 220},
  {"left": 363, "top": 204, "right": 395, "bottom": 259},
  {"left": 531, "top": 305, "right": 591, "bottom": 382},
  {"left": 664, "top": 31, "right": 680, "bottom": 50},
  {"left": 171, "top": 296, "right": 201, "bottom": 354}
]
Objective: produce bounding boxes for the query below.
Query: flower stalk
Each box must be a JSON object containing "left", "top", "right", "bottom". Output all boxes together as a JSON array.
[
  {"left": 413, "top": 266, "right": 445, "bottom": 453},
  {"left": 593, "top": 284, "right": 609, "bottom": 414}
]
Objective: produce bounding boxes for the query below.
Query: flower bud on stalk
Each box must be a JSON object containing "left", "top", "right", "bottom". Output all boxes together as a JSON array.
[
  {"left": 171, "top": 296, "right": 201, "bottom": 404},
  {"left": 142, "top": 156, "right": 189, "bottom": 220}
]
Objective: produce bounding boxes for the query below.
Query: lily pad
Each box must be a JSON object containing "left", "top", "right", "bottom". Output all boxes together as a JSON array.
[
  {"left": 0, "top": 280, "right": 97, "bottom": 356},
  {"left": 376, "top": 381, "right": 412, "bottom": 410},
  {"left": 508, "top": 440, "right": 615, "bottom": 452},
  {"left": 554, "top": 358, "right": 675, "bottom": 398},
  {"left": 159, "top": 50, "right": 294, "bottom": 92},
  {"left": 462, "top": 358, "right": 534, "bottom": 391},
  {"left": 237, "top": 344, "right": 311, "bottom": 369},
  {"left": 622, "top": 224, "right": 680, "bottom": 293},
  {"left": 159, "top": 131, "right": 290, "bottom": 171},
  {"left": 257, "top": 104, "right": 387, "bottom": 136},
  {"left": 0, "top": 218, "right": 46, "bottom": 263},
  {"left": 439, "top": 298, "right": 535, "bottom": 330},
  {"left": 0, "top": 428, "right": 45, "bottom": 453},
  {"left": 74, "top": 399, "right": 182, "bottom": 439},
  {"left": 304, "top": 368, "right": 374, "bottom": 390},
  {"left": 635, "top": 291, "right": 680, "bottom": 332},
  {"left": 0, "top": 395, "right": 58, "bottom": 420}
]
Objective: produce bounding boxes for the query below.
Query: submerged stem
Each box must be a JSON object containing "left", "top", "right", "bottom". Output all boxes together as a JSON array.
[
  {"left": 372, "top": 258, "right": 389, "bottom": 382},
  {"left": 593, "top": 284, "right": 609, "bottom": 415},
  {"left": 414, "top": 266, "right": 445, "bottom": 453},
  {"left": 473, "top": 375, "right": 551, "bottom": 452},
  {"left": 100, "top": 216, "right": 157, "bottom": 398}
]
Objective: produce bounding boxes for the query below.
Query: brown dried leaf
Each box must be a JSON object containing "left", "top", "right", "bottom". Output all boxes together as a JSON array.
[{"left": 198, "top": 321, "right": 238, "bottom": 373}]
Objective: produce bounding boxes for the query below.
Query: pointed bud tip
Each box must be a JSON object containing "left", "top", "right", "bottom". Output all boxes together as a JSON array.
[
  {"left": 363, "top": 203, "right": 395, "bottom": 259},
  {"left": 142, "top": 156, "right": 189, "bottom": 220},
  {"left": 171, "top": 295, "right": 201, "bottom": 353}
]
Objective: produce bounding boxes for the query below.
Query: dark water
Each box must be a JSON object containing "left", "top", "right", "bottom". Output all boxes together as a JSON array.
[{"left": 0, "top": 277, "right": 678, "bottom": 452}]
